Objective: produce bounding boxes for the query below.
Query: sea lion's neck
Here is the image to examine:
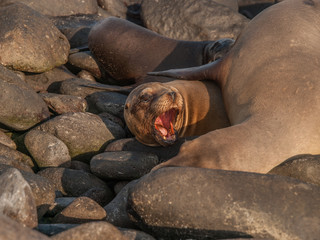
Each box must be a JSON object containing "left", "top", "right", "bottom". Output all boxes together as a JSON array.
[
  {"left": 171, "top": 81, "right": 211, "bottom": 137},
  {"left": 173, "top": 80, "right": 230, "bottom": 138}
]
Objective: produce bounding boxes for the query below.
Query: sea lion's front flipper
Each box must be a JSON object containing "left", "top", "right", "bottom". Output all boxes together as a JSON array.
[
  {"left": 148, "top": 59, "right": 223, "bottom": 83},
  {"left": 81, "top": 83, "right": 133, "bottom": 95}
]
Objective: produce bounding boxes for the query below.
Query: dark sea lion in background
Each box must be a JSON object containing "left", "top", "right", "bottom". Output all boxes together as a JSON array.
[
  {"left": 88, "top": 17, "right": 235, "bottom": 86},
  {"left": 149, "top": 0, "right": 320, "bottom": 173},
  {"left": 124, "top": 80, "right": 230, "bottom": 147}
]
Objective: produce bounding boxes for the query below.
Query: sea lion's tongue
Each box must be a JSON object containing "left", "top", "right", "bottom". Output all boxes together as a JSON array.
[
  {"left": 155, "top": 109, "right": 176, "bottom": 137},
  {"left": 156, "top": 125, "right": 168, "bottom": 136}
]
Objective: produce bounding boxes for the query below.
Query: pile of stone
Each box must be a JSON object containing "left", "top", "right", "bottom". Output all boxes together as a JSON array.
[{"left": 0, "top": 0, "right": 319, "bottom": 239}]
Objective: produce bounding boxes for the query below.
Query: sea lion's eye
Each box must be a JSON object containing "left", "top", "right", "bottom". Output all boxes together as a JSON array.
[{"left": 140, "top": 93, "right": 152, "bottom": 103}]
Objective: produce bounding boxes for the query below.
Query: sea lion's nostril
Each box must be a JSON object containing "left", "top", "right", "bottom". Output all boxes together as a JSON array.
[{"left": 169, "top": 91, "right": 176, "bottom": 101}]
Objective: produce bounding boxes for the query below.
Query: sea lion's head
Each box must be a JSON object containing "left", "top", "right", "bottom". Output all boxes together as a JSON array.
[{"left": 124, "top": 82, "right": 184, "bottom": 146}]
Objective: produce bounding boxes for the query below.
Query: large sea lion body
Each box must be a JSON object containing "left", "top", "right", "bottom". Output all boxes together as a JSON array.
[
  {"left": 124, "top": 80, "right": 230, "bottom": 146},
  {"left": 88, "top": 17, "right": 234, "bottom": 86},
  {"left": 150, "top": 0, "right": 320, "bottom": 173}
]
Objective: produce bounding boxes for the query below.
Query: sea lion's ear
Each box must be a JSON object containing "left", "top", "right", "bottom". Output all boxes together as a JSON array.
[{"left": 125, "top": 103, "right": 129, "bottom": 109}]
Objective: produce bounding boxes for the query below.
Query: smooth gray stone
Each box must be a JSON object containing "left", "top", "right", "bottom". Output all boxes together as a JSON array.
[
  {"left": 0, "top": 3, "right": 70, "bottom": 72},
  {"left": 48, "top": 197, "right": 76, "bottom": 216},
  {"left": 50, "top": 221, "right": 127, "bottom": 240},
  {"left": 59, "top": 78, "right": 108, "bottom": 98},
  {"left": 24, "top": 66, "right": 76, "bottom": 93},
  {"left": 0, "top": 214, "right": 50, "bottom": 240},
  {"left": 128, "top": 167, "right": 320, "bottom": 240},
  {"left": 90, "top": 151, "right": 159, "bottom": 180},
  {"left": 24, "top": 130, "right": 71, "bottom": 168},
  {"left": 104, "top": 180, "right": 138, "bottom": 229},
  {"left": 37, "top": 167, "right": 114, "bottom": 199},
  {"left": 268, "top": 154, "right": 320, "bottom": 186},
  {"left": 119, "top": 227, "right": 156, "bottom": 240},
  {"left": 68, "top": 51, "right": 102, "bottom": 78},
  {"left": 37, "top": 223, "right": 79, "bottom": 236},
  {"left": 52, "top": 196, "right": 106, "bottom": 224},
  {"left": 105, "top": 137, "right": 198, "bottom": 162},
  {"left": 0, "top": 130, "right": 16, "bottom": 149},
  {"left": 35, "top": 112, "right": 115, "bottom": 161},
  {"left": 0, "top": 168, "right": 38, "bottom": 228},
  {"left": 39, "top": 93, "right": 88, "bottom": 114},
  {"left": 0, "top": 0, "right": 99, "bottom": 17},
  {"left": 0, "top": 65, "right": 50, "bottom": 131},
  {"left": 141, "top": 0, "right": 248, "bottom": 41},
  {"left": 85, "top": 91, "right": 127, "bottom": 119}
]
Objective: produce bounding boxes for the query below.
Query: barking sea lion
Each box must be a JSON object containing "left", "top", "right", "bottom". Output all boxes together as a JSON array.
[{"left": 124, "top": 80, "right": 230, "bottom": 146}]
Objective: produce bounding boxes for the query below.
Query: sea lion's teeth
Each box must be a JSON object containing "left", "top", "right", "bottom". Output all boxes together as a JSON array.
[{"left": 170, "top": 122, "right": 174, "bottom": 134}]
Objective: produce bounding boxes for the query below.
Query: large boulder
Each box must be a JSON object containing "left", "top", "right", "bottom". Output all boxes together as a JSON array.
[
  {"left": 0, "top": 65, "right": 50, "bottom": 130},
  {"left": 141, "top": 0, "right": 248, "bottom": 41},
  {"left": 128, "top": 167, "right": 320, "bottom": 239},
  {"left": 0, "top": 3, "right": 70, "bottom": 72},
  {"left": 0, "top": 0, "right": 99, "bottom": 17}
]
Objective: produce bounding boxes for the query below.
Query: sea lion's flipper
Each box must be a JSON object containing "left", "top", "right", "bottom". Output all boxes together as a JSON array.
[
  {"left": 148, "top": 59, "right": 223, "bottom": 83},
  {"left": 81, "top": 83, "right": 133, "bottom": 95}
]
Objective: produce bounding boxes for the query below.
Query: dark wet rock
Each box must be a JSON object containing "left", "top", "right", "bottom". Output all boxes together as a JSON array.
[
  {"left": 105, "top": 137, "right": 197, "bottom": 162},
  {"left": 269, "top": 154, "right": 320, "bottom": 186},
  {"left": 0, "top": 130, "right": 16, "bottom": 149},
  {"left": 86, "top": 91, "right": 127, "bottom": 119},
  {"left": 0, "top": 155, "right": 33, "bottom": 173},
  {"left": 98, "top": 114, "right": 126, "bottom": 140},
  {"left": 0, "top": 214, "right": 50, "bottom": 240},
  {"left": 0, "top": 3, "right": 70, "bottom": 73},
  {"left": 50, "top": 221, "right": 128, "bottom": 240},
  {"left": 68, "top": 51, "right": 102, "bottom": 79},
  {"left": 37, "top": 223, "right": 78, "bottom": 236},
  {"left": 141, "top": 0, "right": 248, "bottom": 41},
  {"left": 60, "top": 78, "right": 108, "bottom": 98},
  {"left": 81, "top": 187, "right": 114, "bottom": 207},
  {"left": 25, "top": 129, "right": 71, "bottom": 168},
  {"left": 53, "top": 196, "right": 107, "bottom": 224},
  {"left": 50, "top": 14, "right": 103, "bottom": 48},
  {"left": 0, "top": 168, "right": 38, "bottom": 228},
  {"left": 128, "top": 167, "right": 320, "bottom": 240},
  {"left": 24, "top": 66, "right": 76, "bottom": 93},
  {"left": 238, "top": 0, "right": 277, "bottom": 19},
  {"left": 99, "top": 112, "right": 125, "bottom": 129},
  {"left": 48, "top": 197, "right": 76, "bottom": 217},
  {"left": 0, "top": 65, "right": 50, "bottom": 131},
  {"left": 70, "top": 160, "right": 91, "bottom": 172},
  {"left": 114, "top": 181, "right": 130, "bottom": 195},
  {"left": 37, "top": 167, "right": 114, "bottom": 199},
  {"left": 0, "top": 143, "right": 35, "bottom": 170},
  {"left": 0, "top": 0, "right": 99, "bottom": 17},
  {"left": 104, "top": 180, "right": 138, "bottom": 229},
  {"left": 35, "top": 112, "right": 115, "bottom": 161},
  {"left": 119, "top": 228, "right": 156, "bottom": 240},
  {"left": 90, "top": 151, "right": 159, "bottom": 180},
  {"left": 39, "top": 93, "right": 88, "bottom": 114}
]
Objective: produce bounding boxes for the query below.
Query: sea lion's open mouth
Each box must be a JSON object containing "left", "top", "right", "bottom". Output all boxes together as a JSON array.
[{"left": 154, "top": 108, "right": 178, "bottom": 145}]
